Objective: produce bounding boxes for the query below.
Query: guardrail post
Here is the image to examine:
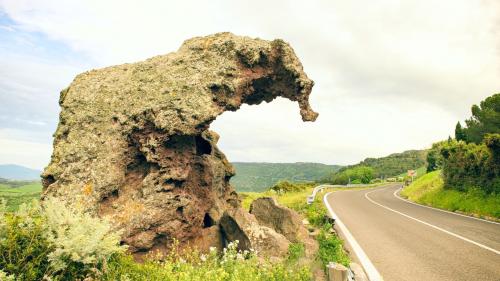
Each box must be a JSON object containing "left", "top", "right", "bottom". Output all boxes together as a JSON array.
[{"left": 327, "top": 262, "right": 348, "bottom": 281}]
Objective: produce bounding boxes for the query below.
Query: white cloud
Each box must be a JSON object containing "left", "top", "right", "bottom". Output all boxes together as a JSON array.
[
  {"left": 0, "top": 129, "right": 52, "bottom": 169},
  {"left": 0, "top": 0, "right": 499, "bottom": 168}
]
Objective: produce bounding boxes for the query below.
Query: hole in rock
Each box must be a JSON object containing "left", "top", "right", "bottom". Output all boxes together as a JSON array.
[
  {"left": 195, "top": 135, "right": 212, "bottom": 155},
  {"left": 164, "top": 178, "right": 183, "bottom": 188},
  {"left": 203, "top": 213, "right": 215, "bottom": 228},
  {"left": 43, "top": 175, "right": 56, "bottom": 186},
  {"left": 176, "top": 206, "right": 184, "bottom": 217}
]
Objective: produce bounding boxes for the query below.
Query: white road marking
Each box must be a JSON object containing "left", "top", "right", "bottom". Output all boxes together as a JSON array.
[
  {"left": 393, "top": 188, "right": 500, "bottom": 225},
  {"left": 365, "top": 188, "right": 500, "bottom": 255},
  {"left": 324, "top": 192, "right": 384, "bottom": 281}
]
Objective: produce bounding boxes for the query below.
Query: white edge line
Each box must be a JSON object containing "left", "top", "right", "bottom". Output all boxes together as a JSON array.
[
  {"left": 323, "top": 192, "right": 384, "bottom": 281},
  {"left": 393, "top": 188, "right": 500, "bottom": 225},
  {"left": 365, "top": 189, "right": 500, "bottom": 255}
]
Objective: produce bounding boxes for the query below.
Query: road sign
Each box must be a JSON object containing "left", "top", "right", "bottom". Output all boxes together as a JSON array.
[{"left": 407, "top": 170, "right": 417, "bottom": 177}]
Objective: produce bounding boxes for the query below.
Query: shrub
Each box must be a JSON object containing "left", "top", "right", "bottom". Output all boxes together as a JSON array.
[
  {"left": 316, "top": 230, "right": 349, "bottom": 267},
  {"left": 287, "top": 243, "right": 306, "bottom": 262},
  {"left": 0, "top": 198, "right": 125, "bottom": 280},
  {"left": 0, "top": 200, "right": 51, "bottom": 281},
  {"left": 440, "top": 135, "right": 499, "bottom": 194},
  {"left": 0, "top": 270, "right": 15, "bottom": 281},
  {"left": 304, "top": 199, "right": 329, "bottom": 227}
]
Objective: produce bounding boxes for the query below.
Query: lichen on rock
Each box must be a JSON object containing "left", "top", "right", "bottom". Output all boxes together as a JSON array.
[{"left": 42, "top": 32, "right": 317, "bottom": 258}]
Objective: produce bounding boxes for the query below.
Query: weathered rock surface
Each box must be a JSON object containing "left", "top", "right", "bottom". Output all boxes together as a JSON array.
[
  {"left": 250, "top": 197, "right": 318, "bottom": 256},
  {"left": 220, "top": 208, "right": 290, "bottom": 257},
  {"left": 42, "top": 32, "right": 317, "bottom": 257}
]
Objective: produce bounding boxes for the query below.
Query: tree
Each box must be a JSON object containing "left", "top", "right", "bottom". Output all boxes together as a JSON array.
[
  {"left": 455, "top": 122, "right": 467, "bottom": 141},
  {"left": 329, "top": 166, "right": 374, "bottom": 184},
  {"left": 461, "top": 93, "right": 500, "bottom": 143}
]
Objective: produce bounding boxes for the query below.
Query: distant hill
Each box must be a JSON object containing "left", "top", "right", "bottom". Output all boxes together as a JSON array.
[
  {"left": 231, "top": 162, "right": 342, "bottom": 192},
  {"left": 332, "top": 150, "right": 427, "bottom": 179},
  {"left": 0, "top": 164, "right": 41, "bottom": 180}
]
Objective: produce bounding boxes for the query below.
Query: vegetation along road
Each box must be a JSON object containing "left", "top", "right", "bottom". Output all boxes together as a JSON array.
[{"left": 325, "top": 183, "right": 500, "bottom": 281}]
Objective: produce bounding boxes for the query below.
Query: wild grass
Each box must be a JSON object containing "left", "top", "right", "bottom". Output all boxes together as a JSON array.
[{"left": 401, "top": 170, "right": 500, "bottom": 219}]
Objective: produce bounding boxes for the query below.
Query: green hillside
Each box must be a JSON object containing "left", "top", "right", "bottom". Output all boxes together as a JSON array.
[
  {"left": 231, "top": 162, "right": 342, "bottom": 192},
  {"left": 338, "top": 150, "right": 427, "bottom": 179},
  {"left": 0, "top": 178, "right": 43, "bottom": 211}
]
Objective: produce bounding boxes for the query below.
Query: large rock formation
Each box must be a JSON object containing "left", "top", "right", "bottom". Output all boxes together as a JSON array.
[{"left": 42, "top": 32, "right": 317, "bottom": 257}]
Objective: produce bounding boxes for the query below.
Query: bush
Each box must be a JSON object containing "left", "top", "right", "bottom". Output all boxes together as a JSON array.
[
  {"left": 0, "top": 200, "right": 51, "bottom": 280},
  {"left": 440, "top": 134, "right": 499, "bottom": 194},
  {"left": 328, "top": 166, "right": 374, "bottom": 185},
  {"left": 287, "top": 243, "right": 306, "bottom": 262},
  {"left": 316, "top": 230, "right": 349, "bottom": 267},
  {"left": 426, "top": 140, "right": 448, "bottom": 172},
  {"left": 0, "top": 198, "right": 125, "bottom": 280}
]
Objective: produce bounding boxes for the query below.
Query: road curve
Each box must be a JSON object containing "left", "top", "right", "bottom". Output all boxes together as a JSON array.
[{"left": 325, "top": 183, "right": 500, "bottom": 281}]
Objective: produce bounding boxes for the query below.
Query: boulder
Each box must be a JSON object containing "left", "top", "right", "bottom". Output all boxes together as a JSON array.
[
  {"left": 220, "top": 208, "right": 290, "bottom": 257},
  {"left": 250, "top": 197, "right": 318, "bottom": 256},
  {"left": 41, "top": 32, "right": 317, "bottom": 257}
]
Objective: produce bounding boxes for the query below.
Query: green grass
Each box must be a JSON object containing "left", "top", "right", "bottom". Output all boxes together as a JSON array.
[
  {"left": 401, "top": 171, "right": 500, "bottom": 219},
  {"left": 0, "top": 182, "right": 43, "bottom": 212},
  {"left": 397, "top": 165, "right": 427, "bottom": 179}
]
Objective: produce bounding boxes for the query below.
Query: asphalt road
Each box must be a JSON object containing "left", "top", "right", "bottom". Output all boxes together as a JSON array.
[{"left": 325, "top": 183, "right": 500, "bottom": 281}]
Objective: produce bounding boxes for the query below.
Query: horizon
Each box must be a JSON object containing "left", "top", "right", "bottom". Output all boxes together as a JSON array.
[{"left": 1, "top": 1, "right": 499, "bottom": 170}]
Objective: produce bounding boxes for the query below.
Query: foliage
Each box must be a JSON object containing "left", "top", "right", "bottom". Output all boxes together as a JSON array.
[
  {"left": 103, "top": 241, "right": 312, "bottom": 281},
  {"left": 42, "top": 197, "right": 126, "bottom": 276},
  {"left": 401, "top": 171, "right": 500, "bottom": 219},
  {"left": 326, "top": 150, "right": 427, "bottom": 181},
  {"left": 0, "top": 270, "right": 15, "bottom": 281},
  {"left": 327, "top": 166, "right": 375, "bottom": 184},
  {"left": 0, "top": 198, "right": 125, "bottom": 280},
  {"left": 459, "top": 93, "right": 500, "bottom": 144},
  {"left": 287, "top": 243, "right": 306, "bottom": 262},
  {"left": 316, "top": 230, "right": 350, "bottom": 267},
  {"left": 231, "top": 162, "right": 341, "bottom": 192},
  {"left": 426, "top": 141, "right": 448, "bottom": 172},
  {"left": 0, "top": 200, "right": 52, "bottom": 281},
  {"left": 455, "top": 122, "right": 467, "bottom": 142},
  {"left": 270, "top": 181, "right": 314, "bottom": 193},
  {"left": 440, "top": 135, "right": 499, "bottom": 194}
]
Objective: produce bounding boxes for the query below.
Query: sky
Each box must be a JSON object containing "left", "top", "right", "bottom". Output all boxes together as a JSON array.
[{"left": 0, "top": 0, "right": 499, "bottom": 170}]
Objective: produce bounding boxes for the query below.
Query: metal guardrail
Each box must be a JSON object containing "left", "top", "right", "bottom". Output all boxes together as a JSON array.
[{"left": 307, "top": 184, "right": 373, "bottom": 204}]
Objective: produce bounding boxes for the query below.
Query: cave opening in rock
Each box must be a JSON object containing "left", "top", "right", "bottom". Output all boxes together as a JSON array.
[
  {"left": 203, "top": 213, "right": 215, "bottom": 228},
  {"left": 195, "top": 135, "right": 212, "bottom": 155}
]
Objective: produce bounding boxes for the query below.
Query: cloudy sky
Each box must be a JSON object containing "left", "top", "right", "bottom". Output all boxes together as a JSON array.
[{"left": 0, "top": 0, "right": 499, "bottom": 170}]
